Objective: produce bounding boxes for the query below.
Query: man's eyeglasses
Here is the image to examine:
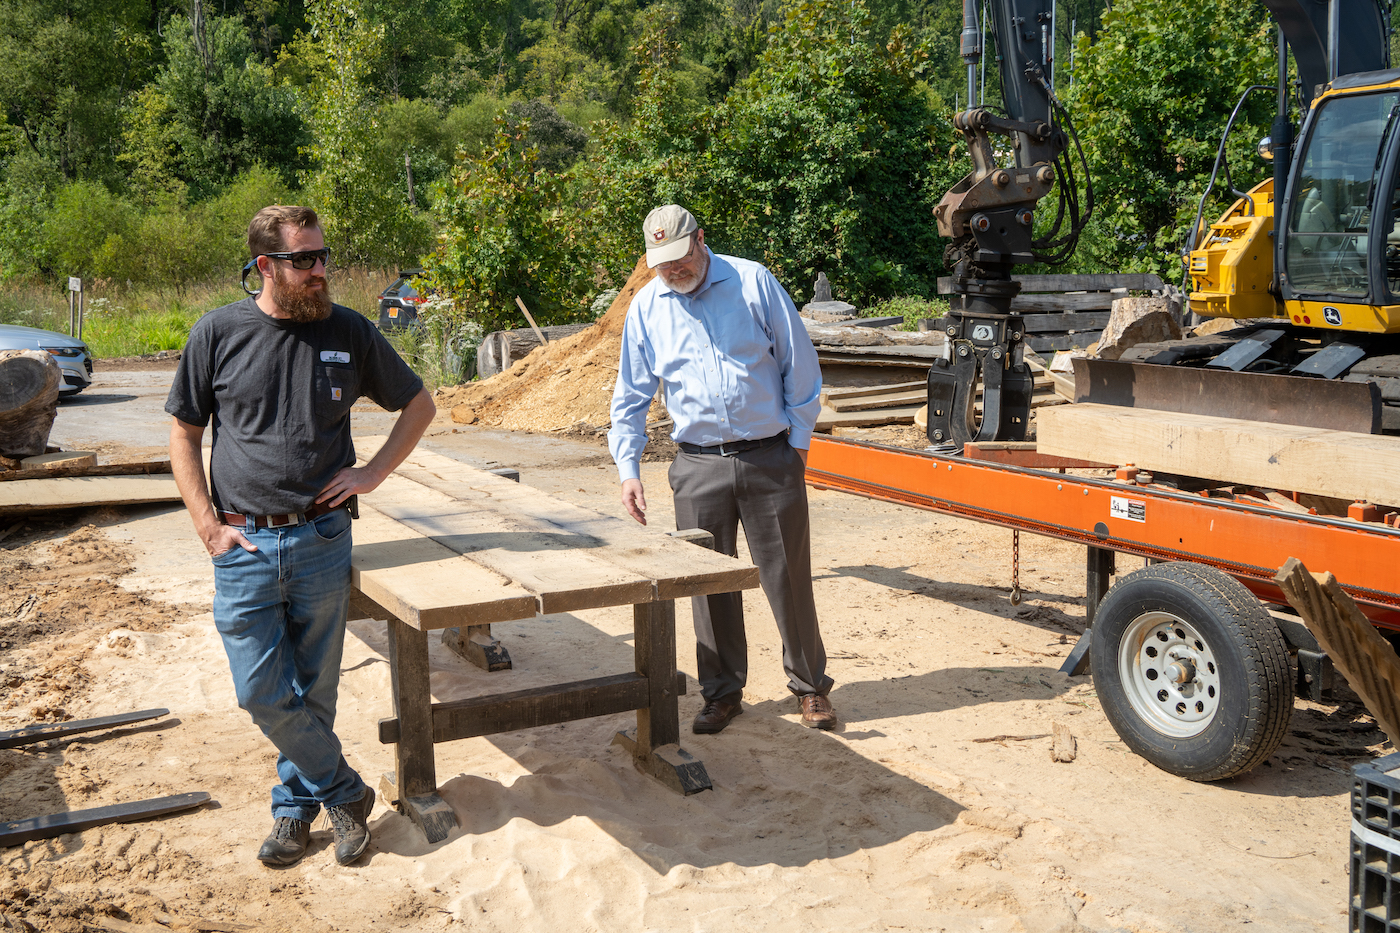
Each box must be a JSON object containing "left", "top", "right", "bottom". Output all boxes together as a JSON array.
[{"left": 260, "top": 248, "right": 331, "bottom": 270}]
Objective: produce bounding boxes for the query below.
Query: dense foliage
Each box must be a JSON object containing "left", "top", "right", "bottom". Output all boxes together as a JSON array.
[
  {"left": 1062, "top": 0, "right": 1275, "bottom": 277},
  {"left": 0, "top": 0, "right": 1293, "bottom": 333}
]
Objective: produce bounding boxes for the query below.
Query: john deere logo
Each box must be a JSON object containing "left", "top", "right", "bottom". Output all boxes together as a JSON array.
[{"left": 1323, "top": 306, "right": 1343, "bottom": 326}]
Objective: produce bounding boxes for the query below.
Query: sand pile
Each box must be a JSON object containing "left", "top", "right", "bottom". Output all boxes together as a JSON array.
[{"left": 436, "top": 257, "right": 658, "bottom": 432}]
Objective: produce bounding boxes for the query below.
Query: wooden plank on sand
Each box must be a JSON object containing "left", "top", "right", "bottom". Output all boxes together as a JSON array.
[
  {"left": 0, "top": 474, "right": 182, "bottom": 515},
  {"left": 352, "top": 502, "right": 538, "bottom": 630},
  {"left": 375, "top": 443, "right": 761, "bottom": 601},
  {"left": 1037, "top": 403, "right": 1400, "bottom": 504}
]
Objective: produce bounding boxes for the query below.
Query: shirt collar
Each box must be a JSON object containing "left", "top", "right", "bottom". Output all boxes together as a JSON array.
[{"left": 655, "top": 248, "right": 732, "bottom": 298}]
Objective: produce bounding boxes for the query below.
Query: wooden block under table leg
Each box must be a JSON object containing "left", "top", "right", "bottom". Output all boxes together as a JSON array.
[
  {"left": 383, "top": 615, "right": 459, "bottom": 843},
  {"left": 612, "top": 598, "right": 712, "bottom": 795},
  {"left": 442, "top": 624, "right": 512, "bottom": 671}
]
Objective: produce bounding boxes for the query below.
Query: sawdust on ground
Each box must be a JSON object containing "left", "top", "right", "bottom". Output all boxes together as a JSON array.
[{"left": 435, "top": 258, "right": 659, "bottom": 434}]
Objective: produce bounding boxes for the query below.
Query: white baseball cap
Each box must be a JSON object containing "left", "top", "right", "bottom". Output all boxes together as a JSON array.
[{"left": 643, "top": 205, "right": 699, "bottom": 268}]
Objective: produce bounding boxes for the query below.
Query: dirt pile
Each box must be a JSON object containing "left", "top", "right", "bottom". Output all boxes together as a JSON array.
[{"left": 435, "top": 257, "right": 659, "bottom": 432}]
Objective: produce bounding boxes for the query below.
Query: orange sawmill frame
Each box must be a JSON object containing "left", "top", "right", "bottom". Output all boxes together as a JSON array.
[{"left": 806, "top": 436, "right": 1400, "bottom": 630}]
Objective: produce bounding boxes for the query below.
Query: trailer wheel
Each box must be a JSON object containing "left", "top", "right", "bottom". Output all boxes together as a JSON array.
[{"left": 1090, "top": 562, "right": 1292, "bottom": 781}]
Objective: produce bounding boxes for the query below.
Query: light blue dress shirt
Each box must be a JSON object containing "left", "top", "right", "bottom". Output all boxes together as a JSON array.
[{"left": 608, "top": 249, "right": 822, "bottom": 482}]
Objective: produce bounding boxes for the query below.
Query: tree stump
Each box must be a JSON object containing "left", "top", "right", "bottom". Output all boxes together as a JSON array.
[{"left": 0, "top": 350, "right": 62, "bottom": 458}]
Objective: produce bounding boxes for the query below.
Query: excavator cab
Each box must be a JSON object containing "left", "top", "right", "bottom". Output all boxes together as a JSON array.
[{"left": 1280, "top": 75, "right": 1400, "bottom": 328}]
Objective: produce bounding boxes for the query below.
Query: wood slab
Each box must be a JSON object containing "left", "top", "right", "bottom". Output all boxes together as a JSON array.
[
  {"left": 0, "top": 459, "right": 172, "bottom": 483},
  {"left": 379, "top": 444, "right": 761, "bottom": 601},
  {"left": 352, "top": 502, "right": 538, "bottom": 630},
  {"left": 1037, "top": 403, "right": 1400, "bottom": 505},
  {"left": 816, "top": 403, "right": 923, "bottom": 430},
  {"left": 362, "top": 472, "right": 656, "bottom": 615},
  {"left": 0, "top": 474, "right": 182, "bottom": 515},
  {"left": 21, "top": 450, "right": 97, "bottom": 470},
  {"left": 937, "top": 273, "right": 1164, "bottom": 294}
]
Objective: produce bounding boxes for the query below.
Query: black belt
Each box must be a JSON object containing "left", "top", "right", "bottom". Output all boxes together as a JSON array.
[
  {"left": 219, "top": 495, "right": 357, "bottom": 529},
  {"left": 678, "top": 433, "right": 786, "bottom": 456}
]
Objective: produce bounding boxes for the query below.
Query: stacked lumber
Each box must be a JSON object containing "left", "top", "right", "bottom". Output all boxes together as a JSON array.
[
  {"left": 925, "top": 273, "right": 1168, "bottom": 354},
  {"left": 815, "top": 373, "right": 1062, "bottom": 431}
]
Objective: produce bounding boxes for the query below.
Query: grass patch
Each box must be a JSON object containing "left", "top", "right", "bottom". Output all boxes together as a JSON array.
[
  {"left": 0, "top": 267, "right": 398, "bottom": 358},
  {"left": 863, "top": 295, "right": 950, "bottom": 332}
]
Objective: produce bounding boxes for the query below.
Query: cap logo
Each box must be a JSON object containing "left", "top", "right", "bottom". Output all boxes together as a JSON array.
[{"left": 652, "top": 227, "right": 667, "bottom": 243}]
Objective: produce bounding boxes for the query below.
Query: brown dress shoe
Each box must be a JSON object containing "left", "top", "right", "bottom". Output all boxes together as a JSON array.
[
  {"left": 800, "top": 694, "right": 837, "bottom": 730},
  {"left": 692, "top": 698, "right": 743, "bottom": 734}
]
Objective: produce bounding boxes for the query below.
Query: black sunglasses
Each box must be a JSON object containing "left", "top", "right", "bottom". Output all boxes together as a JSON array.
[{"left": 260, "top": 248, "right": 331, "bottom": 270}]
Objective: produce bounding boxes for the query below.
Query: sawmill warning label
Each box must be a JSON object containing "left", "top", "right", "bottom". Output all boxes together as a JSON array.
[{"left": 1110, "top": 496, "right": 1147, "bottom": 523}]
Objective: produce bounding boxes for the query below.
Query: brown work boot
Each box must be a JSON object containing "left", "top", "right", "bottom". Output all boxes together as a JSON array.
[
  {"left": 692, "top": 698, "right": 743, "bottom": 734},
  {"left": 257, "top": 816, "right": 310, "bottom": 866},
  {"left": 800, "top": 694, "right": 837, "bottom": 730},
  {"left": 326, "top": 787, "right": 375, "bottom": 866}
]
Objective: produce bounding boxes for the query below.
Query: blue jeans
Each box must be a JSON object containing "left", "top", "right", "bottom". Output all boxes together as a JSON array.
[{"left": 211, "top": 507, "right": 365, "bottom": 822}]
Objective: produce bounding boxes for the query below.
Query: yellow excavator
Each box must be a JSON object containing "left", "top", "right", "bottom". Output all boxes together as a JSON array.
[{"left": 933, "top": 0, "right": 1397, "bottom": 441}]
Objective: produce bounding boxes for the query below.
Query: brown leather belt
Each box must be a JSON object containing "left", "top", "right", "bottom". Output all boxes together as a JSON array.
[{"left": 219, "top": 496, "right": 355, "bottom": 529}]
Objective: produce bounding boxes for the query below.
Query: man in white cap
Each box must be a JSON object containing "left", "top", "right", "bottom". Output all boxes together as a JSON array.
[{"left": 608, "top": 204, "right": 837, "bottom": 733}]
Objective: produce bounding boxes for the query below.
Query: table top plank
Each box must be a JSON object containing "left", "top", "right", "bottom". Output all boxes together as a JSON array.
[
  {"left": 362, "top": 472, "right": 658, "bottom": 615},
  {"left": 352, "top": 503, "right": 538, "bottom": 630},
  {"left": 385, "top": 445, "right": 761, "bottom": 599}
]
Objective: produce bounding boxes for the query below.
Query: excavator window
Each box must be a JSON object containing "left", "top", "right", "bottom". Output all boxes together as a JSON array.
[{"left": 1286, "top": 90, "right": 1400, "bottom": 298}]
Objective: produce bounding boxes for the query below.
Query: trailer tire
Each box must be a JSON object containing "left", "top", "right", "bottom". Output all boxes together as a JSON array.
[{"left": 1090, "top": 562, "right": 1292, "bottom": 781}]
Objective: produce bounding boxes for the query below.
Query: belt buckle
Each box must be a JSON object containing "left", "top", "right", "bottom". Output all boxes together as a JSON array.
[
  {"left": 718, "top": 442, "right": 737, "bottom": 457},
  {"left": 267, "top": 513, "right": 301, "bottom": 528}
]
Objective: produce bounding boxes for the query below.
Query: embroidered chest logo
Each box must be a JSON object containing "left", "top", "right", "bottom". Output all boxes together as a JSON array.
[{"left": 320, "top": 350, "right": 350, "bottom": 364}]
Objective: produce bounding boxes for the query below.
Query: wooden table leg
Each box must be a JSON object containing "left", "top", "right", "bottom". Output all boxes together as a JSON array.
[
  {"left": 380, "top": 616, "right": 458, "bottom": 842},
  {"left": 442, "top": 624, "right": 512, "bottom": 671},
  {"left": 612, "top": 599, "right": 711, "bottom": 794}
]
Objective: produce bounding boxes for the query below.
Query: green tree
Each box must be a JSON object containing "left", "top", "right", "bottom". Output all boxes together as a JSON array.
[
  {"left": 1063, "top": 0, "right": 1275, "bottom": 276},
  {"left": 0, "top": 0, "right": 152, "bottom": 185},
  {"left": 127, "top": 15, "right": 308, "bottom": 200},
  {"left": 588, "top": 0, "right": 956, "bottom": 304},
  {"left": 302, "top": 0, "right": 431, "bottom": 268},
  {"left": 424, "top": 119, "right": 601, "bottom": 334}
]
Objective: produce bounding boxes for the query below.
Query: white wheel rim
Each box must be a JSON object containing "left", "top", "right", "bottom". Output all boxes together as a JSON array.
[{"left": 1118, "top": 611, "right": 1222, "bottom": 738}]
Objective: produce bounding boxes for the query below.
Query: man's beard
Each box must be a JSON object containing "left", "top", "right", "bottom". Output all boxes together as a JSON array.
[
  {"left": 272, "top": 263, "right": 332, "bottom": 322},
  {"left": 657, "top": 255, "right": 707, "bottom": 294}
]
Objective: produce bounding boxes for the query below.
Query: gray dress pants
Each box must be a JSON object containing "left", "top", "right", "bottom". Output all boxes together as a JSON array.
[{"left": 668, "top": 436, "right": 833, "bottom": 704}]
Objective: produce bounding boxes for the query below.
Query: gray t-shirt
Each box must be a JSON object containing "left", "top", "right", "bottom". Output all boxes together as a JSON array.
[{"left": 165, "top": 297, "right": 423, "bottom": 516}]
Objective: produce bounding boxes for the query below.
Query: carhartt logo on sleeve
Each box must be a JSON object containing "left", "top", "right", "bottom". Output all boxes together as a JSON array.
[
  {"left": 331, "top": 387, "right": 342, "bottom": 401},
  {"left": 320, "top": 350, "right": 350, "bottom": 363}
]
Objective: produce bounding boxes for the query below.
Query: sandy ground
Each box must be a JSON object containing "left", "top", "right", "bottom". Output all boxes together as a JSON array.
[{"left": 0, "top": 370, "right": 1388, "bottom": 933}]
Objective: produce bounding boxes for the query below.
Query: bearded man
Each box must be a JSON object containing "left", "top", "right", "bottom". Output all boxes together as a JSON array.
[
  {"left": 166, "top": 205, "right": 435, "bottom": 867},
  {"left": 608, "top": 204, "right": 838, "bottom": 735}
]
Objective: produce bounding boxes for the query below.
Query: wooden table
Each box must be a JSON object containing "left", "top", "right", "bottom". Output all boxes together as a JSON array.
[{"left": 350, "top": 445, "right": 761, "bottom": 842}]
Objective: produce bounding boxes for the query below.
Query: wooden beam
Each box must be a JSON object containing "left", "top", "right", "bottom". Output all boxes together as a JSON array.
[
  {"left": 0, "top": 708, "right": 168, "bottom": 749},
  {"left": 1037, "top": 403, "right": 1400, "bottom": 505},
  {"left": 1276, "top": 558, "right": 1400, "bottom": 746},
  {"left": 1025, "top": 333, "right": 1099, "bottom": 353},
  {"left": 938, "top": 273, "right": 1164, "bottom": 294},
  {"left": 0, "top": 474, "right": 182, "bottom": 515},
  {"left": 821, "top": 380, "right": 926, "bottom": 402},
  {"left": 0, "top": 793, "right": 210, "bottom": 847},
  {"left": 376, "top": 671, "right": 688, "bottom": 743},
  {"left": 962, "top": 441, "right": 1112, "bottom": 470}
]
